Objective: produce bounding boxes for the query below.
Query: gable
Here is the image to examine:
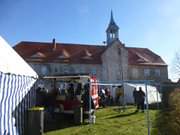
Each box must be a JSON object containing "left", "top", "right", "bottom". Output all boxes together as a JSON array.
[{"left": 102, "top": 40, "right": 125, "bottom": 55}]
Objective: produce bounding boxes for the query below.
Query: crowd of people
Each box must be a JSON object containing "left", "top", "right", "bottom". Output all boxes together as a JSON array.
[
  {"left": 98, "top": 86, "right": 146, "bottom": 112},
  {"left": 36, "top": 83, "right": 146, "bottom": 114},
  {"left": 98, "top": 86, "right": 124, "bottom": 107},
  {"left": 36, "top": 82, "right": 96, "bottom": 112}
]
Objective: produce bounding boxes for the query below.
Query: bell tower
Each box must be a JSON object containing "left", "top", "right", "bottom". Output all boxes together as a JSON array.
[{"left": 106, "top": 11, "right": 119, "bottom": 45}]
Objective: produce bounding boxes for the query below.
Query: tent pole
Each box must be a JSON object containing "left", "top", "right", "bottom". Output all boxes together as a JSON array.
[
  {"left": 89, "top": 79, "right": 92, "bottom": 123},
  {"left": 122, "top": 81, "right": 125, "bottom": 111},
  {"left": 156, "top": 83, "right": 159, "bottom": 109},
  {"left": 145, "top": 81, "right": 150, "bottom": 135}
]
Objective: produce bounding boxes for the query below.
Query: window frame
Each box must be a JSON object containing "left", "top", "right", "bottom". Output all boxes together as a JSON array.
[{"left": 144, "top": 68, "right": 150, "bottom": 77}]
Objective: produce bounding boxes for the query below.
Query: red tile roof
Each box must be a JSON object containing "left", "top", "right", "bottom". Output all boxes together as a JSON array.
[
  {"left": 14, "top": 41, "right": 105, "bottom": 64},
  {"left": 127, "top": 47, "right": 167, "bottom": 66},
  {"left": 13, "top": 41, "right": 167, "bottom": 66}
]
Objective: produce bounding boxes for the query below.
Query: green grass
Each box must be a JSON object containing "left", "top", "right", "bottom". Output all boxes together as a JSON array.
[{"left": 45, "top": 106, "right": 158, "bottom": 135}]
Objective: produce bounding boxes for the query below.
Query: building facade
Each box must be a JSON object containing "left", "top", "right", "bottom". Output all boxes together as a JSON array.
[{"left": 14, "top": 12, "right": 168, "bottom": 84}]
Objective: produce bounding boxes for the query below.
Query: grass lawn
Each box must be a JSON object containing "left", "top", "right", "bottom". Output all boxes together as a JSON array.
[{"left": 45, "top": 106, "right": 158, "bottom": 135}]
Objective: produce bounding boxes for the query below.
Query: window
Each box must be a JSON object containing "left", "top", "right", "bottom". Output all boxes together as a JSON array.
[
  {"left": 41, "top": 66, "right": 48, "bottom": 75},
  {"left": 61, "top": 65, "right": 68, "bottom": 74},
  {"left": 91, "top": 68, "right": 96, "bottom": 75},
  {"left": 132, "top": 68, "right": 138, "bottom": 78},
  {"left": 77, "top": 66, "right": 85, "bottom": 74},
  {"left": 110, "top": 32, "right": 115, "bottom": 38},
  {"left": 144, "top": 69, "right": 150, "bottom": 77},
  {"left": 63, "top": 66, "right": 69, "bottom": 74},
  {"left": 155, "top": 69, "right": 160, "bottom": 76},
  {"left": 54, "top": 68, "right": 58, "bottom": 73}
]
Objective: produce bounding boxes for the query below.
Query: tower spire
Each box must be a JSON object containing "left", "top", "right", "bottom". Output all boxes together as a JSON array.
[
  {"left": 106, "top": 11, "right": 119, "bottom": 45},
  {"left": 110, "top": 10, "right": 115, "bottom": 24}
]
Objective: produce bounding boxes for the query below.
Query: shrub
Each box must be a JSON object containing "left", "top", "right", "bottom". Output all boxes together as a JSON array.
[
  {"left": 168, "top": 88, "right": 180, "bottom": 134},
  {"left": 154, "top": 88, "right": 180, "bottom": 135}
]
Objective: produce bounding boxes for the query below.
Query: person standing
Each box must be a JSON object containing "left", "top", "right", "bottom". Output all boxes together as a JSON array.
[
  {"left": 115, "top": 86, "right": 123, "bottom": 105},
  {"left": 137, "top": 87, "right": 145, "bottom": 112},
  {"left": 105, "top": 88, "right": 112, "bottom": 106},
  {"left": 133, "top": 88, "right": 138, "bottom": 106},
  {"left": 99, "top": 88, "right": 106, "bottom": 107}
]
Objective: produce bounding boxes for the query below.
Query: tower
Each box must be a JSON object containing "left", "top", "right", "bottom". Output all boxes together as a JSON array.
[{"left": 106, "top": 11, "right": 119, "bottom": 45}]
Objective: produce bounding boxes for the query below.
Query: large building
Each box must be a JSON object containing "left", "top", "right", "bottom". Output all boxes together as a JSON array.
[{"left": 14, "top": 12, "right": 168, "bottom": 83}]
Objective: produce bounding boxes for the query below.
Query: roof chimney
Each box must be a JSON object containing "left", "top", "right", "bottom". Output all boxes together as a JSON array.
[{"left": 52, "top": 38, "right": 56, "bottom": 51}]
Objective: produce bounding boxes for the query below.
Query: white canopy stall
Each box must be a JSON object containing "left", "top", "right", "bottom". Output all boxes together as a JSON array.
[
  {"left": 124, "top": 83, "right": 161, "bottom": 104},
  {"left": 97, "top": 81, "right": 161, "bottom": 105},
  {"left": 0, "top": 36, "right": 38, "bottom": 135}
]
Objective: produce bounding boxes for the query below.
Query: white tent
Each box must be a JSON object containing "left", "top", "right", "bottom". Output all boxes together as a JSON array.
[
  {"left": 124, "top": 83, "right": 161, "bottom": 104},
  {"left": 0, "top": 36, "right": 37, "bottom": 77},
  {"left": 0, "top": 36, "right": 38, "bottom": 135}
]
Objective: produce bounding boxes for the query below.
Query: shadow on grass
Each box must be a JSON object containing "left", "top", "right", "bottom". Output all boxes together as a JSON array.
[
  {"left": 106, "top": 110, "right": 138, "bottom": 119},
  {"left": 108, "top": 104, "right": 160, "bottom": 120},
  {"left": 44, "top": 113, "right": 88, "bottom": 133},
  {"left": 112, "top": 105, "right": 135, "bottom": 111}
]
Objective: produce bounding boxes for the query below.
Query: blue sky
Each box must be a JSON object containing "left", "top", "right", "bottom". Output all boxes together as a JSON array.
[{"left": 0, "top": 0, "right": 180, "bottom": 81}]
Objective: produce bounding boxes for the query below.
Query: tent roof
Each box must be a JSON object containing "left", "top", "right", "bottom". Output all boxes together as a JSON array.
[
  {"left": 0, "top": 36, "right": 38, "bottom": 77},
  {"left": 43, "top": 75, "right": 90, "bottom": 81}
]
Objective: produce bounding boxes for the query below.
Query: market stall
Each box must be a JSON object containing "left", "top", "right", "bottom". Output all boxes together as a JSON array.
[{"left": 40, "top": 75, "right": 99, "bottom": 123}]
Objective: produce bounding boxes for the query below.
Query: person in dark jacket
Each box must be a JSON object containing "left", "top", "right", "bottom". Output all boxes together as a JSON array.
[
  {"left": 75, "top": 83, "right": 82, "bottom": 95},
  {"left": 67, "top": 83, "right": 75, "bottom": 100},
  {"left": 82, "top": 84, "right": 95, "bottom": 111},
  {"left": 137, "top": 87, "right": 145, "bottom": 112},
  {"left": 133, "top": 88, "right": 138, "bottom": 105}
]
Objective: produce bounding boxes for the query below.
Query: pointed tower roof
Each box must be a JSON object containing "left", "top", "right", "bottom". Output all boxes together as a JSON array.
[
  {"left": 110, "top": 10, "right": 116, "bottom": 24},
  {"left": 106, "top": 10, "right": 119, "bottom": 32}
]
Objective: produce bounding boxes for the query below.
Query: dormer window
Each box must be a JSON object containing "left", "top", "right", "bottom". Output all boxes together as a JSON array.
[
  {"left": 82, "top": 50, "right": 92, "bottom": 59},
  {"left": 58, "top": 49, "right": 70, "bottom": 59},
  {"left": 136, "top": 52, "right": 149, "bottom": 63},
  {"left": 31, "top": 52, "right": 46, "bottom": 58},
  {"left": 85, "top": 50, "right": 92, "bottom": 57}
]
